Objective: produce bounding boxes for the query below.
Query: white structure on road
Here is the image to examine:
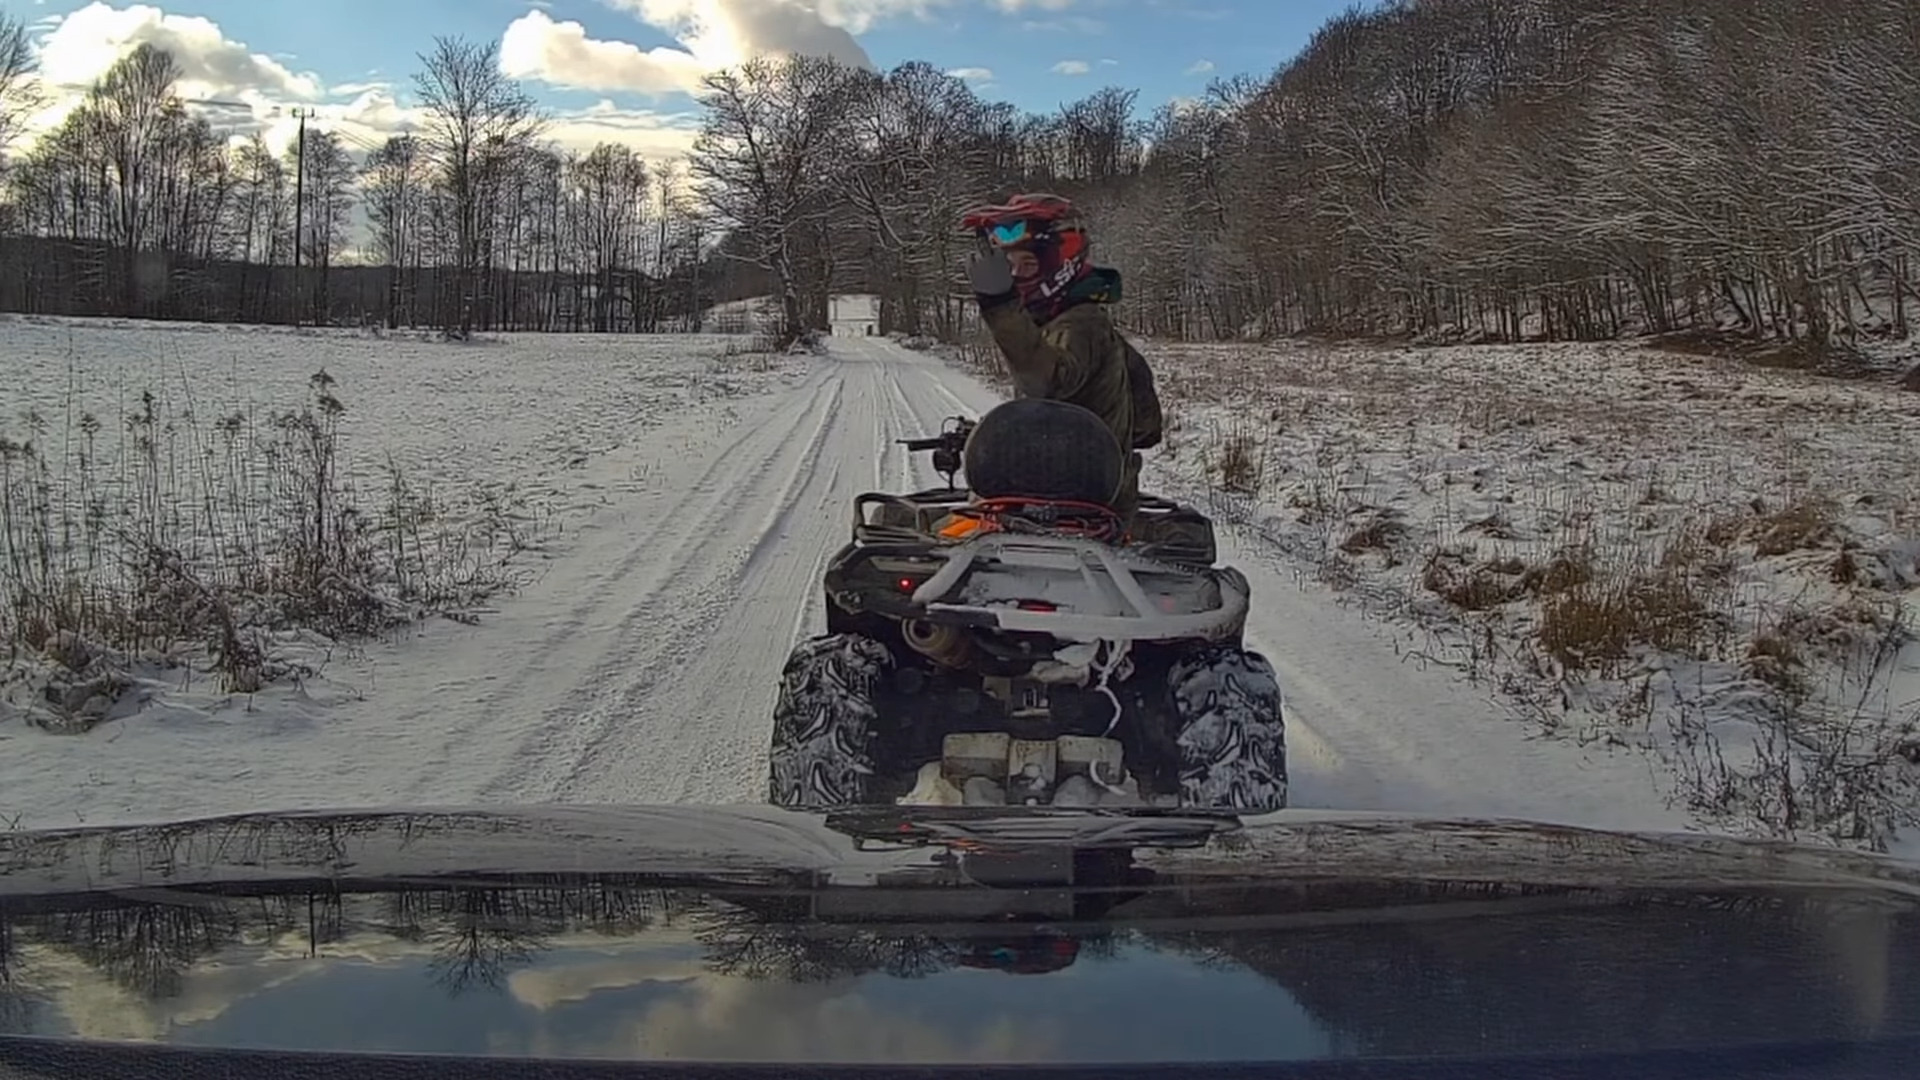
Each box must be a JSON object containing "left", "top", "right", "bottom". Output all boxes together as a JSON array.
[{"left": 830, "top": 294, "right": 880, "bottom": 338}]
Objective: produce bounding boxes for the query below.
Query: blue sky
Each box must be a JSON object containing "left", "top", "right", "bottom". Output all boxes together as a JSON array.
[{"left": 19, "top": 0, "right": 1373, "bottom": 158}]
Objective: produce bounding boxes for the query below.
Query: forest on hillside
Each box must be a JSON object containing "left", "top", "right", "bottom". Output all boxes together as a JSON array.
[{"left": 0, "top": 0, "right": 1914, "bottom": 348}]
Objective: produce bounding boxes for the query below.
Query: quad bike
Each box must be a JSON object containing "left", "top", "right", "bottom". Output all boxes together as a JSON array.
[{"left": 767, "top": 398, "right": 1287, "bottom": 813}]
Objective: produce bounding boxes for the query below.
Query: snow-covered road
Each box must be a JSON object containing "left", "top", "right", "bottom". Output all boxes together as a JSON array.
[{"left": 1, "top": 334, "right": 1686, "bottom": 834}]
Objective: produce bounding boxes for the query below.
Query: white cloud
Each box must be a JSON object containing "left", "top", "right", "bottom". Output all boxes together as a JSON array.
[
  {"left": 1051, "top": 59, "right": 1089, "bottom": 75},
  {"left": 600, "top": 0, "right": 875, "bottom": 71},
  {"left": 1185, "top": 59, "right": 1214, "bottom": 74},
  {"left": 947, "top": 66, "right": 993, "bottom": 81},
  {"left": 557, "top": 0, "right": 1084, "bottom": 86},
  {"left": 544, "top": 99, "right": 705, "bottom": 159},
  {"left": 503, "top": 0, "right": 899, "bottom": 99},
  {"left": 34, "top": 1, "right": 320, "bottom": 99},
  {"left": 501, "top": 11, "right": 710, "bottom": 95},
  {"left": 809, "top": 0, "right": 949, "bottom": 35},
  {"left": 243, "top": 87, "right": 700, "bottom": 164}
]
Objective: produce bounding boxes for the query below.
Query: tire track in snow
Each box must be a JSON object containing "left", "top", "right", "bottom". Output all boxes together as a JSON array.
[
  {"left": 881, "top": 364, "right": 932, "bottom": 492},
  {"left": 485, "top": 371, "right": 849, "bottom": 802},
  {"left": 557, "top": 345, "right": 911, "bottom": 804},
  {"left": 618, "top": 340, "right": 990, "bottom": 804},
  {"left": 371, "top": 369, "right": 839, "bottom": 802}
]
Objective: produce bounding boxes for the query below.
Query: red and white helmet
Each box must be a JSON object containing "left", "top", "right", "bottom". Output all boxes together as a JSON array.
[{"left": 959, "top": 193, "right": 1092, "bottom": 318}]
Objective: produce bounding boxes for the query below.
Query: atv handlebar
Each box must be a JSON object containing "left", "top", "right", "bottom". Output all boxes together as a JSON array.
[{"left": 898, "top": 416, "right": 976, "bottom": 488}]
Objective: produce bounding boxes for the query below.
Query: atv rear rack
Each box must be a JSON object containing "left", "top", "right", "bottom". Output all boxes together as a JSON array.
[{"left": 909, "top": 534, "right": 1248, "bottom": 643}]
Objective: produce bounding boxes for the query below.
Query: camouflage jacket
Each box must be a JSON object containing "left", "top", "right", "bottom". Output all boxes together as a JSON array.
[
  {"left": 979, "top": 271, "right": 1161, "bottom": 445},
  {"left": 978, "top": 270, "right": 1162, "bottom": 516}
]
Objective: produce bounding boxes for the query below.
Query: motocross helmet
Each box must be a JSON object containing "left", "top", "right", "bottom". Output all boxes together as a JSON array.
[{"left": 960, "top": 193, "right": 1092, "bottom": 322}]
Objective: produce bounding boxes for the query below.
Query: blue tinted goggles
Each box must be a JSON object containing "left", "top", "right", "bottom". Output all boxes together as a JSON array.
[{"left": 985, "top": 220, "right": 1040, "bottom": 247}]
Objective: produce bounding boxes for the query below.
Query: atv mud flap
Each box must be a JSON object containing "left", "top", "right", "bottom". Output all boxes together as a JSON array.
[{"left": 909, "top": 535, "right": 1249, "bottom": 643}]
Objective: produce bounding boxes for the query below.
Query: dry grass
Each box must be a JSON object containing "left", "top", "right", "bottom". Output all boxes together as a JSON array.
[
  {"left": 1421, "top": 553, "right": 1529, "bottom": 612},
  {"left": 1537, "top": 571, "right": 1716, "bottom": 675},
  {"left": 1645, "top": 329, "right": 1893, "bottom": 381},
  {"left": 1340, "top": 515, "right": 1407, "bottom": 556},
  {"left": 1215, "top": 430, "right": 1263, "bottom": 494},
  {"left": 1, "top": 368, "right": 548, "bottom": 729},
  {"left": 719, "top": 332, "right": 782, "bottom": 368},
  {"left": 1744, "top": 630, "right": 1808, "bottom": 702},
  {"left": 1705, "top": 498, "right": 1839, "bottom": 558}
]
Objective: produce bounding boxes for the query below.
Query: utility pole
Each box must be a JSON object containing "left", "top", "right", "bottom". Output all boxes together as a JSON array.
[{"left": 291, "top": 107, "right": 312, "bottom": 326}]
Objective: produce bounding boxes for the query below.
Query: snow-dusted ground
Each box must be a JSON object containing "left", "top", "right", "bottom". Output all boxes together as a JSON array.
[
  {"left": 1135, "top": 338, "right": 1920, "bottom": 851},
  {"left": 1, "top": 320, "right": 1697, "bottom": 843}
]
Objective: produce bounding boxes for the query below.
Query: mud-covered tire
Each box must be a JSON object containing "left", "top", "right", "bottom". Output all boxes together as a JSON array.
[
  {"left": 1169, "top": 646, "right": 1288, "bottom": 812},
  {"left": 768, "top": 633, "right": 893, "bottom": 810}
]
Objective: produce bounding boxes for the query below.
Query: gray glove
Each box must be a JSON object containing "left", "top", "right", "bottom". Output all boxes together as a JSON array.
[{"left": 967, "top": 251, "right": 1015, "bottom": 299}]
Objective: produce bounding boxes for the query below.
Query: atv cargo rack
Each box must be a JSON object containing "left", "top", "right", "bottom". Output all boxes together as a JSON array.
[
  {"left": 852, "top": 491, "right": 1219, "bottom": 568},
  {"left": 901, "top": 534, "right": 1250, "bottom": 644}
]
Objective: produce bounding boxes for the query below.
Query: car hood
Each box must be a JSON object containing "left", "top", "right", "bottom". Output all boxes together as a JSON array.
[{"left": 0, "top": 805, "right": 1918, "bottom": 1074}]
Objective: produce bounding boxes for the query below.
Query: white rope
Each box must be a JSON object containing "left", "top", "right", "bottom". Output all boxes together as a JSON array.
[{"left": 1092, "top": 638, "right": 1132, "bottom": 738}]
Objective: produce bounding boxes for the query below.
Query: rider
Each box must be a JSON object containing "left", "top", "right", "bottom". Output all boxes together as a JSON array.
[{"left": 961, "top": 194, "right": 1162, "bottom": 526}]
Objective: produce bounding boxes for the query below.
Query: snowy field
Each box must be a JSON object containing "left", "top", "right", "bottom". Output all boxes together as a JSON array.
[
  {"left": 1133, "top": 338, "right": 1920, "bottom": 853},
  {"left": 0, "top": 313, "right": 794, "bottom": 522},
  {"left": 4, "top": 315, "right": 1907, "bottom": 859}
]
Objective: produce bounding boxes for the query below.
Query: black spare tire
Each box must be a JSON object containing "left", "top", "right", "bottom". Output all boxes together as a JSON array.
[{"left": 963, "top": 398, "right": 1124, "bottom": 506}]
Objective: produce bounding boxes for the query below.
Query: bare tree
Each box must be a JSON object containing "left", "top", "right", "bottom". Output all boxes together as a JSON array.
[
  {"left": 224, "top": 134, "right": 292, "bottom": 319},
  {"left": 565, "top": 143, "right": 649, "bottom": 331},
  {"left": 841, "top": 62, "right": 1002, "bottom": 337},
  {"left": 91, "top": 44, "right": 184, "bottom": 311},
  {"left": 0, "top": 12, "right": 41, "bottom": 158},
  {"left": 412, "top": 36, "right": 544, "bottom": 335},
  {"left": 291, "top": 129, "right": 354, "bottom": 324},
  {"left": 364, "top": 134, "right": 426, "bottom": 327},
  {"left": 691, "top": 54, "right": 863, "bottom": 343}
]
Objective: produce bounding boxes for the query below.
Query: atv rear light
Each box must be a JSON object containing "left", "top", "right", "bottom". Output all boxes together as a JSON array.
[
  {"left": 1017, "top": 600, "right": 1057, "bottom": 612},
  {"left": 898, "top": 577, "right": 921, "bottom": 592}
]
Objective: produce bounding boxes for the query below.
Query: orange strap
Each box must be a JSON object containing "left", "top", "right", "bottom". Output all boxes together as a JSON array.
[{"left": 939, "top": 516, "right": 990, "bottom": 539}]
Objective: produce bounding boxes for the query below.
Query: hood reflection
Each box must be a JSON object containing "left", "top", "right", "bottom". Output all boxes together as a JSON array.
[{"left": 2, "top": 869, "right": 1917, "bottom": 1064}]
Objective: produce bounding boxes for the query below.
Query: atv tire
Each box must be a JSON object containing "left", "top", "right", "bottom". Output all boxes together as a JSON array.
[
  {"left": 1170, "top": 646, "right": 1288, "bottom": 812},
  {"left": 768, "top": 633, "right": 893, "bottom": 810}
]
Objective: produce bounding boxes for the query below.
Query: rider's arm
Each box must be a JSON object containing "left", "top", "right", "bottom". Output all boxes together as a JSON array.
[{"left": 978, "top": 295, "right": 1093, "bottom": 399}]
